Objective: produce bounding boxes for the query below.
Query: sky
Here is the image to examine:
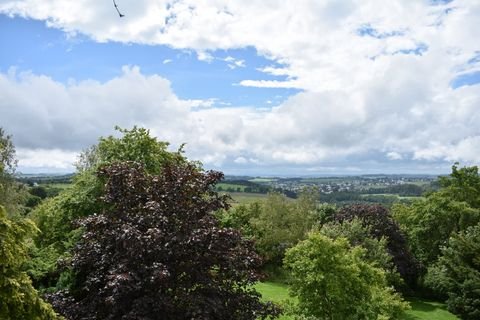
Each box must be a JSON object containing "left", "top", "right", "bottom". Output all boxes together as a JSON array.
[{"left": 0, "top": 0, "right": 479, "bottom": 176}]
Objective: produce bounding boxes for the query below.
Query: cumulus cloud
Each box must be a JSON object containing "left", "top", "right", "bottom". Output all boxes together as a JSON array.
[
  {"left": 1, "top": 65, "right": 479, "bottom": 174},
  {"left": 16, "top": 148, "right": 78, "bottom": 171},
  {"left": 0, "top": 66, "right": 192, "bottom": 150},
  {"left": 0, "top": 0, "right": 479, "bottom": 173}
]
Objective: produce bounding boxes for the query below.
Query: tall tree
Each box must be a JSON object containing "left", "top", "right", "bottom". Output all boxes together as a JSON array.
[
  {"left": 438, "top": 163, "right": 480, "bottom": 209},
  {"left": 47, "top": 162, "right": 278, "bottom": 320},
  {"left": 425, "top": 224, "right": 480, "bottom": 319},
  {"left": 0, "top": 206, "right": 61, "bottom": 320},
  {"left": 393, "top": 164, "right": 480, "bottom": 267},
  {"left": 0, "top": 128, "right": 27, "bottom": 215}
]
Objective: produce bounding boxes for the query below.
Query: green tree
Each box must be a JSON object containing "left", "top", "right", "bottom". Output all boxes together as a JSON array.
[
  {"left": 216, "top": 202, "right": 262, "bottom": 238},
  {"left": 0, "top": 128, "right": 27, "bottom": 216},
  {"left": 393, "top": 164, "right": 480, "bottom": 268},
  {"left": 425, "top": 224, "right": 480, "bottom": 319},
  {"left": 0, "top": 206, "right": 61, "bottom": 320},
  {"left": 393, "top": 193, "right": 480, "bottom": 267},
  {"left": 251, "top": 190, "right": 317, "bottom": 268},
  {"left": 319, "top": 219, "right": 404, "bottom": 289},
  {"left": 284, "top": 232, "right": 409, "bottom": 320},
  {"left": 335, "top": 204, "right": 420, "bottom": 288},
  {"left": 0, "top": 128, "right": 17, "bottom": 175},
  {"left": 75, "top": 126, "right": 185, "bottom": 174},
  {"left": 438, "top": 163, "right": 480, "bottom": 209}
]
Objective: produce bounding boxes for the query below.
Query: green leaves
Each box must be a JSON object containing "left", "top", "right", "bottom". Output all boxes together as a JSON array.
[
  {"left": 0, "top": 206, "right": 61, "bottom": 320},
  {"left": 425, "top": 225, "right": 480, "bottom": 319},
  {"left": 284, "top": 232, "right": 409, "bottom": 319}
]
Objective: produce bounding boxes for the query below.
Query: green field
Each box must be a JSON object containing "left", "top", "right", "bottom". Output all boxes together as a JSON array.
[
  {"left": 255, "top": 282, "right": 458, "bottom": 320},
  {"left": 44, "top": 183, "right": 72, "bottom": 189},
  {"left": 228, "top": 192, "right": 269, "bottom": 205}
]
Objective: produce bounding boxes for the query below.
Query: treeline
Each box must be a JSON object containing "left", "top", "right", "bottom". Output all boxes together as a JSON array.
[
  {"left": 363, "top": 183, "right": 432, "bottom": 196},
  {"left": 215, "top": 180, "right": 297, "bottom": 199},
  {"left": 16, "top": 173, "right": 74, "bottom": 186},
  {"left": 215, "top": 179, "right": 270, "bottom": 193}
]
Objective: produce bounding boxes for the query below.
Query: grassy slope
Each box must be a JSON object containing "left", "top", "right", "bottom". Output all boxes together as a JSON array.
[{"left": 255, "top": 282, "right": 458, "bottom": 320}]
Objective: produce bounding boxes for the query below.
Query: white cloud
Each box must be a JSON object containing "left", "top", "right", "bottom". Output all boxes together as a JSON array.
[
  {"left": 196, "top": 50, "right": 214, "bottom": 62},
  {"left": 16, "top": 148, "right": 78, "bottom": 171},
  {"left": 1, "top": 65, "right": 479, "bottom": 174},
  {"left": 162, "top": 59, "right": 172, "bottom": 64},
  {"left": 387, "top": 152, "right": 403, "bottom": 160},
  {"left": 223, "top": 56, "right": 245, "bottom": 69},
  {"left": 233, "top": 157, "right": 248, "bottom": 164},
  {"left": 238, "top": 79, "right": 301, "bottom": 88},
  {"left": 0, "top": 0, "right": 479, "bottom": 173}
]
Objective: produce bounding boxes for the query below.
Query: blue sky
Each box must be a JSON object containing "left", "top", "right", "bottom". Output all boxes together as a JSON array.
[
  {"left": 0, "top": 0, "right": 479, "bottom": 175},
  {"left": 0, "top": 15, "right": 299, "bottom": 108}
]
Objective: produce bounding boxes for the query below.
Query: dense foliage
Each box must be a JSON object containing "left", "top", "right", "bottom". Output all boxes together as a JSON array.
[
  {"left": 438, "top": 164, "right": 480, "bottom": 209},
  {"left": 217, "top": 189, "right": 320, "bottom": 271},
  {"left": 0, "top": 206, "right": 61, "bottom": 320},
  {"left": 284, "top": 232, "right": 409, "bottom": 320},
  {"left": 425, "top": 225, "right": 480, "bottom": 319},
  {"left": 47, "top": 162, "right": 278, "bottom": 320},
  {"left": 335, "top": 204, "right": 420, "bottom": 288},
  {"left": 0, "top": 128, "right": 16, "bottom": 175},
  {"left": 393, "top": 194, "right": 480, "bottom": 267},
  {"left": 392, "top": 164, "right": 480, "bottom": 317},
  {"left": 0, "top": 128, "right": 27, "bottom": 215},
  {"left": 28, "top": 127, "right": 187, "bottom": 289},
  {"left": 319, "top": 219, "right": 403, "bottom": 288},
  {"left": 250, "top": 192, "right": 314, "bottom": 267}
]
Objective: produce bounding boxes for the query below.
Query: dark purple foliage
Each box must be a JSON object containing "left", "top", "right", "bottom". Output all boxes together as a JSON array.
[
  {"left": 47, "top": 162, "right": 278, "bottom": 320},
  {"left": 335, "top": 204, "right": 420, "bottom": 288}
]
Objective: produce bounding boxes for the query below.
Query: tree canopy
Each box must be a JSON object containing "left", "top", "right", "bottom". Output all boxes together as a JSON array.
[
  {"left": 425, "top": 224, "right": 480, "bottom": 319},
  {"left": 0, "top": 128, "right": 27, "bottom": 215},
  {"left": 393, "top": 164, "right": 480, "bottom": 268},
  {"left": 0, "top": 206, "right": 61, "bottom": 320},
  {"left": 335, "top": 204, "right": 420, "bottom": 288}
]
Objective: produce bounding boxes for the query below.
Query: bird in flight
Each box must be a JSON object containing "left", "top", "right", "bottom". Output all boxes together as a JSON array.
[{"left": 113, "top": 0, "right": 125, "bottom": 17}]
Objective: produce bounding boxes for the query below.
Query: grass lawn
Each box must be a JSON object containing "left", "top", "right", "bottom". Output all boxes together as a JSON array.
[
  {"left": 401, "top": 298, "right": 458, "bottom": 320},
  {"left": 255, "top": 281, "right": 458, "bottom": 320}
]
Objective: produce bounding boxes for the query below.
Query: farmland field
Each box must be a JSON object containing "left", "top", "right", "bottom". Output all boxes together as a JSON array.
[{"left": 227, "top": 192, "right": 270, "bottom": 205}]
